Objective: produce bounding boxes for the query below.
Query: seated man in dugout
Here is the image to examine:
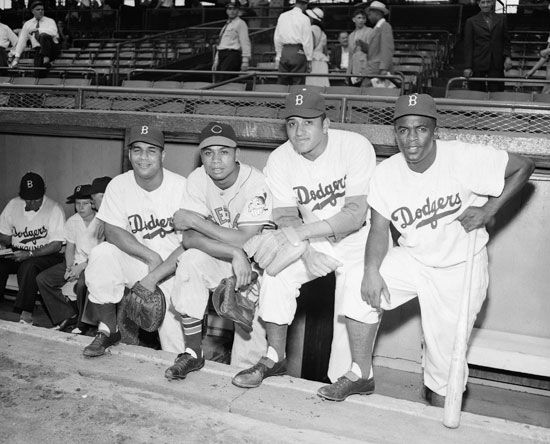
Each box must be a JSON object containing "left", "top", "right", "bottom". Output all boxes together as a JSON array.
[
  {"left": 165, "top": 121, "right": 270, "bottom": 380},
  {"left": 36, "top": 183, "right": 105, "bottom": 333},
  {"left": 0, "top": 172, "right": 65, "bottom": 324}
]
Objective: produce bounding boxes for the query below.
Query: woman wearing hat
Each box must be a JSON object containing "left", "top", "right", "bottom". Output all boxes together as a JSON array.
[{"left": 305, "top": 7, "right": 330, "bottom": 87}]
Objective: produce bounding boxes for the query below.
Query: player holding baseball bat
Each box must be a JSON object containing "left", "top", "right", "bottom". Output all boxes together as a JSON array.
[{"left": 317, "top": 93, "right": 534, "bottom": 411}]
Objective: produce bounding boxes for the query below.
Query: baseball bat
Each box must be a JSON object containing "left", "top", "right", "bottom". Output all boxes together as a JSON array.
[{"left": 443, "top": 230, "right": 478, "bottom": 429}]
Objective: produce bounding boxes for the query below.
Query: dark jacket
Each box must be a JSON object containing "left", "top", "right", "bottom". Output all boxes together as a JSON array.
[
  {"left": 329, "top": 45, "right": 348, "bottom": 70},
  {"left": 463, "top": 12, "right": 511, "bottom": 72}
]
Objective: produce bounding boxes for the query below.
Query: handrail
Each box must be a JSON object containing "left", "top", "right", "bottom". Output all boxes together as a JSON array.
[
  {"left": 0, "top": 66, "right": 99, "bottom": 85},
  {"left": 446, "top": 76, "right": 550, "bottom": 97}
]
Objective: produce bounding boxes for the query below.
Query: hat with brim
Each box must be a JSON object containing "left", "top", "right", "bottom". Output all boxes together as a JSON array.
[
  {"left": 199, "top": 122, "right": 238, "bottom": 149},
  {"left": 226, "top": 0, "right": 240, "bottom": 8},
  {"left": 393, "top": 93, "right": 438, "bottom": 121},
  {"left": 366, "top": 0, "right": 389, "bottom": 15},
  {"left": 281, "top": 87, "right": 326, "bottom": 119},
  {"left": 29, "top": 1, "right": 44, "bottom": 9},
  {"left": 19, "top": 172, "right": 45, "bottom": 200},
  {"left": 306, "top": 7, "right": 324, "bottom": 22},
  {"left": 127, "top": 125, "right": 164, "bottom": 149},
  {"left": 90, "top": 176, "right": 112, "bottom": 194},
  {"left": 66, "top": 184, "right": 92, "bottom": 204}
]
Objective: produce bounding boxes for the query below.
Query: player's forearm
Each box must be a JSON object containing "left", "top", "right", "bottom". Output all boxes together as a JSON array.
[
  {"left": 181, "top": 230, "right": 242, "bottom": 261},
  {"left": 482, "top": 154, "right": 535, "bottom": 217},
  {"left": 147, "top": 245, "right": 184, "bottom": 283},
  {"left": 273, "top": 206, "right": 302, "bottom": 228},
  {"left": 32, "top": 241, "right": 63, "bottom": 257},
  {"left": 104, "top": 223, "right": 159, "bottom": 265},
  {"left": 64, "top": 242, "right": 76, "bottom": 267},
  {"left": 186, "top": 217, "right": 256, "bottom": 248},
  {"left": 364, "top": 211, "right": 390, "bottom": 273}
]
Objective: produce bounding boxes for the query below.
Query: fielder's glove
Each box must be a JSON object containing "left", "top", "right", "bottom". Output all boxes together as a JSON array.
[
  {"left": 243, "top": 227, "right": 307, "bottom": 276},
  {"left": 212, "top": 271, "right": 259, "bottom": 333},
  {"left": 123, "top": 282, "right": 166, "bottom": 332}
]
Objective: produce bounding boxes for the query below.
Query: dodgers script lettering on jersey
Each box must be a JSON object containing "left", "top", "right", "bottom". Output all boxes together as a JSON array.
[
  {"left": 294, "top": 176, "right": 347, "bottom": 212},
  {"left": 128, "top": 213, "right": 174, "bottom": 239},
  {"left": 12, "top": 225, "right": 48, "bottom": 245},
  {"left": 392, "top": 193, "right": 462, "bottom": 230}
]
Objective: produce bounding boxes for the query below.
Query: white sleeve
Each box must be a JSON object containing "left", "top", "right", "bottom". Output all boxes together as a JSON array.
[
  {"left": 0, "top": 200, "right": 13, "bottom": 236},
  {"left": 180, "top": 174, "right": 210, "bottom": 217},
  {"left": 96, "top": 181, "right": 127, "bottom": 229},
  {"left": 302, "top": 17, "right": 313, "bottom": 61},
  {"left": 13, "top": 22, "right": 30, "bottom": 58},
  {"left": 346, "top": 134, "right": 376, "bottom": 197},
  {"left": 47, "top": 205, "right": 66, "bottom": 243},
  {"left": 264, "top": 153, "right": 296, "bottom": 209},
  {"left": 64, "top": 217, "right": 76, "bottom": 243},
  {"left": 274, "top": 19, "right": 282, "bottom": 59},
  {"left": 237, "top": 186, "right": 274, "bottom": 229},
  {"left": 367, "top": 167, "right": 392, "bottom": 221}
]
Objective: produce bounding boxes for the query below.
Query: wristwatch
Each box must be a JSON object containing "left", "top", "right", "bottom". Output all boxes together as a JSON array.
[{"left": 29, "top": 250, "right": 34, "bottom": 257}]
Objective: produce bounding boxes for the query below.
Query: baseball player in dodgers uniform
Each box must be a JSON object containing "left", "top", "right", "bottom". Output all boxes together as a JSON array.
[
  {"left": 318, "top": 94, "right": 534, "bottom": 404},
  {"left": 165, "top": 122, "right": 271, "bottom": 380},
  {"left": 83, "top": 125, "right": 185, "bottom": 358},
  {"left": 232, "top": 88, "right": 377, "bottom": 388}
]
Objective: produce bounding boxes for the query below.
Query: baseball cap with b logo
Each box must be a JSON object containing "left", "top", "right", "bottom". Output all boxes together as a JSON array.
[
  {"left": 393, "top": 93, "right": 438, "bottom": 121},
  {"left": 127, "top": 125, "right": 165, "bottom": 149},
  {"left": 281, "top": 87, "right": 326, "bottom": 119},
  {"left": 19, "top": 172, "right": 45, "bottom": 200},
  {"left": 66, "top": 184, "right": 92, "bottom": 203},
  {"left": 198, "top": 122, "right": 238, "bottom": 149}
]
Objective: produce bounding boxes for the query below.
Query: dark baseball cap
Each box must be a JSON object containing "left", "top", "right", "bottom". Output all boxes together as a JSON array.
[
  {"left": 393, "top": 93, "right": 438, "bottom": 121},
  {"left": 66, "top": 184, "right": 92, "bottom": 203},
  {"left": 90, "top": 176, "right": 112, "bottom": 194},
  {"left": 198, "top": 122, "right": 237, "bottom": 149},
  {"left": 226, "top": 0, "right": 240, "bottom": 8},
  {"left": 19, "top": 172, "right": 45, "bottom": 200},
  {"left": 127, "top": 125, "right": 164, "bottom": 149},
  {"left": 29, "top": 0, "right": 44, "bottom": 9},
  {"left": 281, "top": 87, "right": 326, "bottom": 119}
]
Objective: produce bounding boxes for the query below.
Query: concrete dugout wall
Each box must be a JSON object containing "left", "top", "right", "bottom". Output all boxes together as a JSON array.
[{"left": 1, "top": 110, "right": 548, "bottom": 379}]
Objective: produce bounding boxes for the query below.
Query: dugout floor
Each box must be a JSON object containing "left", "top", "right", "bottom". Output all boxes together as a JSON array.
[{"left": 1, "top": 295, "right": 549, "bottom": 431}]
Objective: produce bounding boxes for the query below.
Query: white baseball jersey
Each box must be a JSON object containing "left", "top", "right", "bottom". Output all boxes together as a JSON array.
[
  {"left": 97, "top": 169, "right": 186, "bottom": 260},
  {"left": 0, "top": 196, "right": 65, "bottom": 251},
  {"left": 64, "top": 213, "right": 103, "bottom": 264},
  {"left": 182, "top": 163, "right": 274, "bottom": 230},
  {"left": 264, "top": 128, "right": 376, "bottom": 239},
  {"left": 368, "top": 140, "right": 509, "bottom": 267}
]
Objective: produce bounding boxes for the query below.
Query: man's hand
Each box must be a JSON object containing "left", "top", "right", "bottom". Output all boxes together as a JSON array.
[
  {"left": 65, "top": 262, "right": 87, "bottom": 281},
  {"left": 173, "top": 209, "right": 202, "bottom": 231},
  {"left": 463, "top": 68, "right": 473, "bottom": 78},
  {"left": 361, "top": 268, "right": 390, "bottom": 309},
  {"left": 9, "top": 57, "right": 19, "bottom": 68},
  {"left": 138, "top": 274, "right": 158, "bottom": 292},
  {"left": 456, "top": 206, "right": 494, "bottom": 232},
  {"left": 12, "top": 250, "right": 33, "bottom": 262},
  {"left": 307, "top": 61, "right": 312, "bottom": 73},
  {"left": 302, "top": 245, "right": 342, "bottom": 278},
  {"left": 504, "top": 57, "right": 513, "bottom": 71},
  {"left": 212, "top": 60, "right": 218, "bottom": 71},
  {"left": 231, "top": 248, "right": 252, "bottom": 289},
  {"left": 240, "top": 58, "right": 249, "bottom": 71}
]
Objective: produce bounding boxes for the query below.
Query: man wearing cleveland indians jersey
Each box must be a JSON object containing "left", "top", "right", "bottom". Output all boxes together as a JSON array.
[
  {"left": 0, "top": 172, "right": 65, "bottom": 324},
  {"left": 165, "top": 122, "right": 272, "bottom": 380},
  {"left": 83, "top": 125, "right": 185, "bottom": 358},
  {"left": 318, "top": 94, "right": 534, "bottom": 404},
  {"left": 232, "top": 88, "right": 376, "bottom": 389}
]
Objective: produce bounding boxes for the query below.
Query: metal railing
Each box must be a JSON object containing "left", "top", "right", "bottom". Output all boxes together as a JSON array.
[{"left": 446, "top": 77, "right": 550, "bottom": 97}]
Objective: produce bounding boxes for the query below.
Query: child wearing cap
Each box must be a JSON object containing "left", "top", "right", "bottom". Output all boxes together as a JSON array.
[
  {"left": 37, "top": 184, "right": 105, "bottom": 333},
  {"left": 0, "top": 172, "right": 65, "bottom": 324}
]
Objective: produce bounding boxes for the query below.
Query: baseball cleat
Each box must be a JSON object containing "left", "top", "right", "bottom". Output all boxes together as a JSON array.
[
  {"left": 164, "top": 352, "right": 205, "bottom": 380},
  {"left": 317, "top": 375, "right": 375, "bottom": 401},
  {"left": 83, "top": 331, "right": 121, "bottom": 358},
  {"left": 231, "top": 357, "right": 287, "bottom": 388}
]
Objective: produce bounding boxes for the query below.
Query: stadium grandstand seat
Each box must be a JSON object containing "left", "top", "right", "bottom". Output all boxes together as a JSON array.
[
  {"left": 326, "top": 86, "right": 361, "bottom": 95},
  {"left": 256, "top": 62, "right": 277, "bottom": 70},
  {"left": 12, "top": 77, "right": 37, "bottom": 85},
  {"left": 533, "top": 93, "right": 550, "bottom": 103},
  {"left": 37, "top": 78, "right": 64, "bottom": 85},
  {"left": 0, "top": 76, "right": 11, "bottom": 84},
  {"left": 195, "top": 103, "right": 236, "bottom": 117},
  {"left": 253, "top": 84, "right": 288, "bottom": 93},
  {"left": 236, "top": 105, "right": 278, "bottom": 119},
  {"left": 489, "top": 91, "right": 533, "bottom": 103},
  {"left": 149, "top": 100, "right": 187, "bottom": 113},
  {"left": 121, "top": 80, "right": 153, "bottom": 88},
  {"left": 213, "top": 83, "right": 247, "bottom": 91},
  {"left": 152, "top": 81, "right": 182, "bottom": 89},
  {"left": 446, "top": 89, "right": 488, "bottom": 100},
  {"left": 361, "top": 87, "right": 400, "bottom": 97},
  {"left": 393, "top": 64, "right": 424, "bottom": 92},
  {"left": 181, "top": 81, "right": 211, "bottom": 90},
  {"left": 64, "top": 78, "right": 92, "bottom": 86}
]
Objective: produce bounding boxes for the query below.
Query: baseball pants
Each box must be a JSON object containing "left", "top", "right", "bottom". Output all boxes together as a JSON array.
[
  {"left": 278, "top": 44, "right": 307, "bottom": 85},
  {"left": 171, "top": 248, "right": 267, "bottom": 369},
  {"left": 346, "top": 246, "right": 489, "bottom": 396},
  {"left": 85, "top": 242, "right": 185, "bottom": 354},
  {"left": 259, "top": 229, "right": 369, "bottom": 382}
]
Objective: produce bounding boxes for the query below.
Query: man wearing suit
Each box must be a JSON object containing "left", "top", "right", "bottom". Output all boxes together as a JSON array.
[
  {"left": 463, "top": 0, "right": 512, "bottom": 92},
  {"left": 329, "top": 31, "right": 350, "bottom": 71},
  {"left": 364, "top": 1, "right": 394, "bottom": 86}
]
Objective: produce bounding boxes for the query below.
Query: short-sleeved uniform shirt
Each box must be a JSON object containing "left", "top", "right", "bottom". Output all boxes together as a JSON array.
[
  {"left": 97, "top": 169, "right": 186, "bottom": 260},
  {"left": 64, "top": 213, "right": 103, "bottom": 264},
  {"left": 368, "top": 140, "right": 509, "bottom": 267},
  {"left": 264, "top": 128, "right": 376, "bottom": 241},
  {"left": 182, "top": 163, "right": 274, "bottom": 230},
  {"left": 0, "top": 195, "right": 65, "bottom": 251}
]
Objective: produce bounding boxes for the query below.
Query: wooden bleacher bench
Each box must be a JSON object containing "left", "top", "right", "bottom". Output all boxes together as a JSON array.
[{"left": 467, "top": 328, "right": 550, "bottom": 378}]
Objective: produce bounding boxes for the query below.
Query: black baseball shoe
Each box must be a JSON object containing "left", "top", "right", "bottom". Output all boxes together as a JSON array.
[
  {"left": 317, "top": 374, "right": 375, "bottom": 401},
  {"left": 83, "top": 330, "right": 121, "bottom": 357},
  {"left": 165, "top": 352, "right": 205, "bottom": 380},
  {"left": 231, "top": 357, "right": 287, "bottom": 388}
]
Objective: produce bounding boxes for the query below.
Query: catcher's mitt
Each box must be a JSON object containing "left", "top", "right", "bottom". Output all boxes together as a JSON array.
[
  {"left": 212, "top": 272, "right": 259, "bottom": 333},
  {"left": 244, "top": 227, "right": 307, "bottom": 276},
  {"left": 123, "top": 282, "right": 166, "bottom": 332}
]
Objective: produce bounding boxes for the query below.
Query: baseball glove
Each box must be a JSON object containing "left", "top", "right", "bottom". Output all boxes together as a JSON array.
[
  {"left": 212, "top": 272, "right": 259, "bottom": 333},
  {"left": 244, "top": 227, "right": 307, "bottom": 276},
  {"left": 124, "top": 282, "right": 166, "bottom": 332}
]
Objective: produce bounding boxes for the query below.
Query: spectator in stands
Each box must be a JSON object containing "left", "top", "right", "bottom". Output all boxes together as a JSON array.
[
  {"left": 56, "top": 20, "right": 73, "bottom": 50},
  {"left": 347, "top": 9, "right": 372, "bottom": 87},
  {"left": 273, "top": 0, "right": 313, "bottom": 85},
  {"left": 364, "top": 1, "right": 394, "bottom": 86},
  {"left": 525, "top": 37, "right": 550, "bottom": 93},
  {"left": 305, "top": 7, "right": 329, "bottom": 87},
  {"left": 10, "top": 1, "right": 61, "bottom": 71},
  {"left": 37, "top": 184, "right": 103, "bottom": 332},
  {"left": 0, "top": 13, "right": 18, "bottom": 68},
  {"left": 213, "top": 0, "right": 251, "bottom": 81},
  {"left": 463, "top": 0, "right": 513, "bottom": 92},
  {"left": 156, "top": 0, "right": 174, "bottom": 8},
  {"left": 0, "top": 172, "right": 65, "bottom": 324},
  {"left": 329, "top": 31, "right": 350, "bottom": 73}
]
